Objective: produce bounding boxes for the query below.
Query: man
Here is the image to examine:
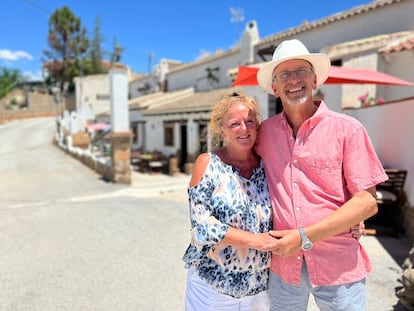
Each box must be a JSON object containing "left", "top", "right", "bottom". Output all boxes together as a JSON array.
[{"left": 255, "top": 39, "right": 388, "bottom": 310}]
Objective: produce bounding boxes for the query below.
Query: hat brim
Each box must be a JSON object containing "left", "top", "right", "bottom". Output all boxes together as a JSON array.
[{"left": 257, "top": 54, "right": 331, "bottom": 94}]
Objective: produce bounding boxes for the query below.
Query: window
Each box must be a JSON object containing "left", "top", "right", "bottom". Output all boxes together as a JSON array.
[
  {"left": 96, "top": 94, "right": 110, "bottom": 100},
  {"left": 131, "top": 122, "right": 140, "bottom": 144},
  {"left": 164, "top": 122, "right": 174, "bottom": 146},
  {"left": 331, "top": 59, "right": 342, "bottom": 67}
]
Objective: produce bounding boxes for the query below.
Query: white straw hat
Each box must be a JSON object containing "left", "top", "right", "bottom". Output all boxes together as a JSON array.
[{"left": 257, "top": 39, "right": 331, "bottom": 94}]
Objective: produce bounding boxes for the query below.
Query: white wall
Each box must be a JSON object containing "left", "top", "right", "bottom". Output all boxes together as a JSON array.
[
  {"left": 382, "top": 50, "right": 414, "bottom": 100},
  {"left": 242, "top": 87, "right": 270, "bottom": 120},
  {"left": 144, "top": 118, "right": 164, "bottom": 152},
  {"left": 167, "top": 52, "right": 240, "bottom": 92},
  {"left": 74, "top": 74, "right": 110, "bottom": 117},
  {"left": 347, "top": 100, "right": 414, "bottom": 207}
]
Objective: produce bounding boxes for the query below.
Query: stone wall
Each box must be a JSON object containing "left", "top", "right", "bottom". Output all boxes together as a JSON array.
[
  {"left": 0, "top": 91, "right": 54, "bottom": 122},
  {"left": 54, "top": 131, "right": 133, "bottom": 185},
  {"left": 0, "top": 89, "right": 71, "bottom": 123},
  {"left": 397, "top": 245, "right": 414, "bottom": 310},
  {"left": 54, "top": 138, "right": 113, "bottom": 182}
]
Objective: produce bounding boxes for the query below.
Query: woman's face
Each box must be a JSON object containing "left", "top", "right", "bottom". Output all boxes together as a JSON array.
[{"left": 221, "top": 103, "right": 257, "bottom": 150}]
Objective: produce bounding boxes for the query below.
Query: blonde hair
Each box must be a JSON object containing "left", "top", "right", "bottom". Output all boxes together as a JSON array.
[{"left": 210, "top": 90, "right": 262, "bottom": 149}]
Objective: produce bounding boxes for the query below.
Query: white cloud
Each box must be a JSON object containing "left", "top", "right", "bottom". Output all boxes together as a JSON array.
[
  {"left": 0, "top": 49, "right": 33, "bottom": 61},
  {"left": 23, "top": 70, "right": 44, "bottom": 81},
  {"left": 196, "top": 50, "right": 213, "bottom": 60}
]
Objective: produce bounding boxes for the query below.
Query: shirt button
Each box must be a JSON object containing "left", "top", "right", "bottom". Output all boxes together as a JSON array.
[
  {"left": 295, "top": 207, "right": 300, "bottom": 211},
  {"left": 297, "top": 256, "right": 301, "bottom": 260}
]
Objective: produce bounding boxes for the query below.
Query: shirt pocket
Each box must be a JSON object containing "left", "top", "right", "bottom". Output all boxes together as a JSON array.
[{"left": 309, "top": 156, "right": 343, "bottom": 195}]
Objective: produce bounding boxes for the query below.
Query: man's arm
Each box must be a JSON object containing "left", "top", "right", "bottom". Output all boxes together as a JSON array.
[
  {"left": 305, "top": 187, "right": 377, "bottom": 243},
  {"left": 268, "top": 188, "right": 377, "bottom": 256}
]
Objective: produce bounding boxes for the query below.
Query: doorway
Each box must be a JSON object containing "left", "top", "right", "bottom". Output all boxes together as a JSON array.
[{"left": 179, "top": 124, "right": 188, "bottom": 172}]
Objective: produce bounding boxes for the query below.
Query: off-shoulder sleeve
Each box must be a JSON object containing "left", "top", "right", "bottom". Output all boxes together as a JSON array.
[{"left": 187, "top": 178, "right": 229, "bottom": 251}]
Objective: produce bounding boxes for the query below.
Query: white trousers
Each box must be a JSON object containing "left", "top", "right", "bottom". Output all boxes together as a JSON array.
[{"left": 185, "top": 267, "right": 270, "bottom": 311}]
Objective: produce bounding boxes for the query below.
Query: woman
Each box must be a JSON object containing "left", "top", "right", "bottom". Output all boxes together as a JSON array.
[{"left": 182, "top": 91, "right": 275, "bottom": 311}]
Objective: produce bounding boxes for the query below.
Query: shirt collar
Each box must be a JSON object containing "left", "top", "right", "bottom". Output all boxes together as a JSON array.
[
  {"left": 309, "top": 100, "right": 328, "bottom": 127},
  {"left": 280, "top": 100, "right": 328, "bottom": 130}
]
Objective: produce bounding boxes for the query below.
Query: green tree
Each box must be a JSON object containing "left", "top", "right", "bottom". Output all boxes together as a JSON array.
[
  {"left": 42, "top": 6, "right": 89, "bottom": 92},
  {"left": 86, "top": 16, "right": 105, "bottom": 74},
  {"left": 0, "top": 67, "right": 23, "bottom": 99}
]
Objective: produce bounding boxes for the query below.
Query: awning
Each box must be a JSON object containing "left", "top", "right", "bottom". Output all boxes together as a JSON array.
[
  {"left": 233, "top": 64, "right": 414, "bottom": 86},
  {"left": 328, "top": 66, "right": 414, "bottom": 85},
  {"left": 85, "top": 123, "right": 111, "bottom": 131}
]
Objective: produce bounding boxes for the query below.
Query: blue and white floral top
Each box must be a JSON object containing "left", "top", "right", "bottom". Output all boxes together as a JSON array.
[{"left": 182, "top": 152, "right": 272, "bottom": 298}]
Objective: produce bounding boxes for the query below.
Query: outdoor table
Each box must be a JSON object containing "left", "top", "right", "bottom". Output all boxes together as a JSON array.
[{"left": 137, "top": 154, "right": 153, "bottom": 172}]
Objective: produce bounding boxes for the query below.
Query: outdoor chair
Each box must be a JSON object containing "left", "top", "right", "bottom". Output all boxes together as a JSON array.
[
  {"left": 130, "top": 150, "right": 142, "bottom": 171},
  {"left": 148, "top": 151, "right": 165, "bottom": 174},
  {"left": 367, "top": 169, "right": 408, "bottom": 236}
]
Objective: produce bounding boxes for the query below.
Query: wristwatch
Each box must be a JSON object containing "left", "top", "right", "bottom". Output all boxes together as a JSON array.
[{"left": 299, "top": 227, "right": 313, "bottom": 251}]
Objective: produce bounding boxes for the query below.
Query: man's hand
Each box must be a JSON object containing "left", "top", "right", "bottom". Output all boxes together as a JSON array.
[{"left": 268, "top": 229, "right": 302, "bottom": 257}]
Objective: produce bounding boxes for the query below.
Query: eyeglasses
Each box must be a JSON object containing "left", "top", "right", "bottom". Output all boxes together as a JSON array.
[{"left": 272, "top": 67, "right": 313, "bottom": 83}]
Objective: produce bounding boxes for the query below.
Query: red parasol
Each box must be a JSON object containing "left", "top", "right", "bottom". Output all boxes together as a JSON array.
[{"left": 233, "top": 64, "right": 414, "bottom": 86}]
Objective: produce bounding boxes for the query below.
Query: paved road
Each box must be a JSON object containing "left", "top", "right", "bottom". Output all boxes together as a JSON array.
[
  {"left": 0, "top": 117, "right": 190, "bottom": 311},
  {"left": 0, "top": 117, "right": 411, "bottom": 310}
]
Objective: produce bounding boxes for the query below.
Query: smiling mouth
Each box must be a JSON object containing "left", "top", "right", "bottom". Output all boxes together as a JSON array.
[
  {"left": 238, "top": 134, "right": 251, "bottom": 139},
  {"left": 287, "top": 86, "right": 305, "bottom": 94}
]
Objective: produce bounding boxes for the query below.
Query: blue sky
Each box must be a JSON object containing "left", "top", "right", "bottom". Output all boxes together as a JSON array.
[{"left": 1, "top": 0, "right": 372, "bottom": 81}]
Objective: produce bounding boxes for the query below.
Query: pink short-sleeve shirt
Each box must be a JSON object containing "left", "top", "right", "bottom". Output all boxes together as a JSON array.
[{"left": 255, "top": 101, "right": 388, "bottom": 286}]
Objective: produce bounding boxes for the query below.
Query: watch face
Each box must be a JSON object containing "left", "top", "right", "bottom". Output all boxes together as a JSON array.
[
  {"left": 303, "top": 241, "right": 313, "bottom": 251},
  {"left": 299, "top": 228, "right": 313, "bottom": 251}
]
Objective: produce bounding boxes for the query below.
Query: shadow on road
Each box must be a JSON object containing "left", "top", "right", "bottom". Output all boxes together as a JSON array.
[{"left": 376, "top": 233, "right": 412, "bottom": 266}]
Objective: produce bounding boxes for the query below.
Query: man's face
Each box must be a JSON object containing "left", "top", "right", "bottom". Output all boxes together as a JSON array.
[{"left": 271, "top": 59, "right": 317, "bottom": 107}]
